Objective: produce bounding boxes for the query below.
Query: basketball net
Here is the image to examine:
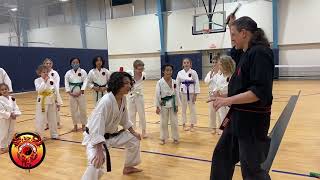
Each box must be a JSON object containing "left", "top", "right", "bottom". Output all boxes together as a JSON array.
[{"left": 202, "top": 28, "right": 210, "bottom": 38}]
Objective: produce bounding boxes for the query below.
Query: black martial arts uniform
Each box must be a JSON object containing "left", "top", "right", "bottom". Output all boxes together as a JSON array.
[{"left": 210, "top": 44, "right": 274, "bottom": 180}]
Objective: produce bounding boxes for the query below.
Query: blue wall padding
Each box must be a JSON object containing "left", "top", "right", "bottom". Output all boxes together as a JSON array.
[
  {"left": 273, "top": 48, "right": 279, "bottom": 79},
  {"left": 0, "top": 46, "right": 108, "bottom": 92},
  {"left": 161, "top": 53, "right": 202, "bottom": 79}
]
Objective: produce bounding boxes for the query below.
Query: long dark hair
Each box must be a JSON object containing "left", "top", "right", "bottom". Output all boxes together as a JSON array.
[
  {"left": 92, "top": 56, "right": 105, "bottom": 68},
  {"left": 232, "top": 16, "right": 270, "bottom": 48},
  {"left": 107, "top": 72, "right": 133, "bottom": 95}
]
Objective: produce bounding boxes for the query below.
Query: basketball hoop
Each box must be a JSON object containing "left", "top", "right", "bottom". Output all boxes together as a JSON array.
[{"left": 202, "top": 28, "right": 211, "bottom": 38}]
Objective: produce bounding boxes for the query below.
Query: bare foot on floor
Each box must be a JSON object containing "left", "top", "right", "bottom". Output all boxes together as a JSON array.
[
  {"left": 173, "top": 140, "right": 179, "bottom": 144},
  {"left": 72, "top": 125, "right": 78, "bottom": 132},
  {"left": 142, "top": 132, "right": 148, "bottom": 139},
  {"left": 183, "top": 125, "right": 190, "bottom": 131},
  {"left": 159, "top": 140, "right": 165, "bottom": 145},
  {"left": 123, "top": 167, "right": 143, "bottom": 175}
]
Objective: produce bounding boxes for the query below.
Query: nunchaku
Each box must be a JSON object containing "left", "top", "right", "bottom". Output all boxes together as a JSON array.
[{"left": 226, "top": 3, "right": 242, "bottom": 25}]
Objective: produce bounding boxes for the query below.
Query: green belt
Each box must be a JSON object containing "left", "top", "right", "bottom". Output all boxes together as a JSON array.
[
  {"left": 69, "top": 82, "right": 83, "bottom": 93},
  {"left": 161, "top": 95, "right": 177, "bottom": 112}
]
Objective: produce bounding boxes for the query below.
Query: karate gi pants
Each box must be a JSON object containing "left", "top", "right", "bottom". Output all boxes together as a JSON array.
[
  {"left": 35, "top": 103, "right": 59, "bottom": 138},
  {"left": 180, "top": 93, "right": 197, "bottom": 125},
  {"left": 127, "top": 95, "right": 146, "bottom": 131},
  {"left": 160, "top": 107, "right": 179, "bottom": 141},
  {"left": 82, "top": 131, "right": 141, "bottom": 180},
  {"left": 69, "top": 95, "right": 87, "bottom": 125}
]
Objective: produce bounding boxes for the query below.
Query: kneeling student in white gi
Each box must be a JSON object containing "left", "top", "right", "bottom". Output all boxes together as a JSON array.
[
  {"left": 82, "top": 72, "right": 142, "bottom": 180},
  {"left": 155, "top": 64, "right": 180, "bottom": 145}
]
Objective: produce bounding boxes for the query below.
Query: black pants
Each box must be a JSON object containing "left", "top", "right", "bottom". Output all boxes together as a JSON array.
[{"left": 210, "top": 130, "right": 271, "bottom": 180}]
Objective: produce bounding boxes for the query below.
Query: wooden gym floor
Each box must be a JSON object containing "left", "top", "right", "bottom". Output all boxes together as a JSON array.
[{"left": 0, "top": 80, "right": 319, "bottom": 180}]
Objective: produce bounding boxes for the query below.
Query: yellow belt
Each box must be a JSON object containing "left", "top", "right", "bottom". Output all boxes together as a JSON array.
[{"left": 39, "top": 90, "right": 53, "bottom": 112}]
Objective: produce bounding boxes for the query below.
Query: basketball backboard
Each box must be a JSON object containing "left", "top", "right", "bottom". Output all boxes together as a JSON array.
[{"left": 192, "top": 11, "right": 226, "bottom": 35}]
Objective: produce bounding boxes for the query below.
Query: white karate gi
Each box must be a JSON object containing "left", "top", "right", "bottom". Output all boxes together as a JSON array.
[
  {"left": 34, "top": 77, "right": 62, "bottom": 138},
  {"left": 0, "top": 96, "right": 21, "bottom": 148},
  {"left": 64, "top": 68, "right": 88, "bottom": 126},
  {"left": 214, "top": 73, "right": 230, "bottom": 123},
  {"left": 48, "top": 69, "right": 61, "bottom": 124},
  {"left": 82, "top": 92, "right": 141, "bottom": 180},
  {"left": 176, "top": 68, "right": 200, "bottom": 125},
  {"left": 87, "top": 68, "right": 111, "bottom": 103},
  {"left": 127, "top": 70, "right": 146, "bottom": 130},
  {"left": 0, "top": 68, "right": 12, "bottom": 92},
  {"left": 155, "top": 78, "right": 181, "bottom": 141},
  {"left": 204, "top": 70, "right": 220, "bottom": 129}
]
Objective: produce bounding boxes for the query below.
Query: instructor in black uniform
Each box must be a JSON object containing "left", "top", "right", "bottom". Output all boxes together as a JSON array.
[{"left": 209, "top": 15, "right": 274, "bottom": 180}]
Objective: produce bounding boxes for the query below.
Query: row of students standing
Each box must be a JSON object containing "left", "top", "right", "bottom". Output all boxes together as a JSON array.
[
  {"left": 35, "top": 57, "right": 149, "bottom": 140},
  {"left": 62, "top": 56, "right": 234, "bottom": 146},
  {"left": 1, "top": 54, "right": 235, "bottom": 151},
  {"left": 35, "top": 56, "right": 111, "bottom": 140},
  {"left": 155, "top": 56, "right": 235, "bottom": 145},
  {"left": 155, "top": 58, "right": 201, "bottom": 145}
]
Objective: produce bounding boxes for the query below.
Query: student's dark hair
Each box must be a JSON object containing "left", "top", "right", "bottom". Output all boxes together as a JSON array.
[
  {"left": 92, "top": 56, "right": 105, "bottom": 68},
  {"left": 161, "top": 64, "right": 174, "bottom": 72},
  {"left": 69, "top": 57, "right": 80, "bottom": 65},
  {"left": 107, "top": 72, "right": 133, "bottom": 95},
  {"left": 232, "top": 16, "right": 270, "bottom": 47}
]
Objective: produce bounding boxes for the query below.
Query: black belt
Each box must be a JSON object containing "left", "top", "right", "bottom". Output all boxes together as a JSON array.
[
  {"left": 85, "top": 127, "right": 125, "bottom": 172},
  {"left": 93, "top": 82, "right": 107, "bottom": 102}
]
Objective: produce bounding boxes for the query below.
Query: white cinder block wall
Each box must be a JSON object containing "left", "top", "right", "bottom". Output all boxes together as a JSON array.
[{"left": 279, "top": 0, "right": 320, "bottom": 77}]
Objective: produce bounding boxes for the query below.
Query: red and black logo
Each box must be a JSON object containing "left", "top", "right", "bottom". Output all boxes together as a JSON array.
[{"left": 9, "top": 132, "right": 46, "bottom": 170}]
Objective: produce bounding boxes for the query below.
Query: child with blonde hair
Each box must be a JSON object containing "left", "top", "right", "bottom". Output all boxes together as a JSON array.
[
  {"left": 211, "top": 55, "right": 236, "bottom": 135},
  {"left": 176, "top": 58, "right": 200, "bottom": 132},
  {"left": 35, "top": 65, "right": 62, "bottom": 139}
]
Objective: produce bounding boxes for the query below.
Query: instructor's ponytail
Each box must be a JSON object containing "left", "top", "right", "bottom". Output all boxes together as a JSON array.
[{"left": 232, "top": 16, "right": 270, "bottom": 48}]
